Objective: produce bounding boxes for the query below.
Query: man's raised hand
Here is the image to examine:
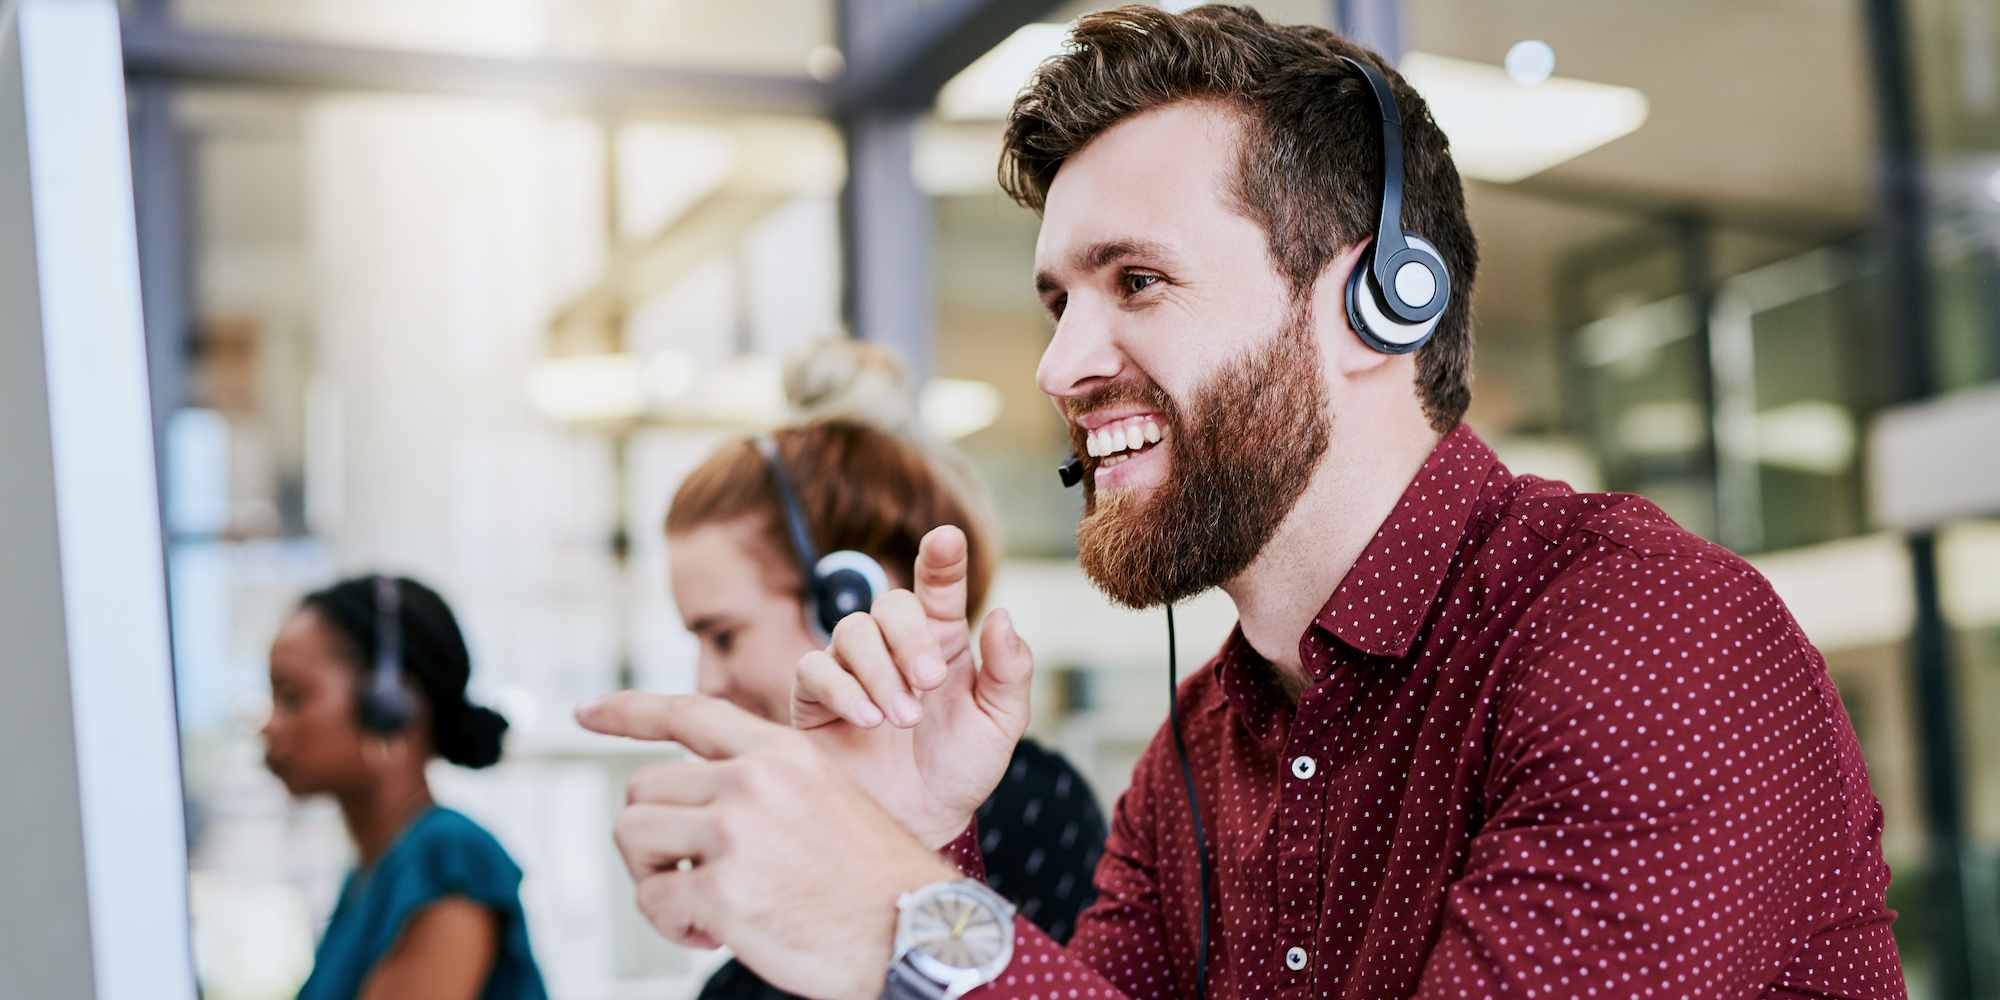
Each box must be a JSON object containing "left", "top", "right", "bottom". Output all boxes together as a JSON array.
[{"left": 791, "top": 525, "right": 1035, "bottom": 848}]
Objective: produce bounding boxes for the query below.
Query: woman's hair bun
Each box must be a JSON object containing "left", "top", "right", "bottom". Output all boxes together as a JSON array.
[
  {"left": 781, "top": 337, "right": 915, "bottom": 432},
  {"left": 436, "top": 703, "right": 508, "bottom": 769}
]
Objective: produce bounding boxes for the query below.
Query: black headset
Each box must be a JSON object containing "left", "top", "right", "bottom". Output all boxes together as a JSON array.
[
  {"left": 357, "top": 574, "right": 417, "bottom": 735},
  {"left": 1338, "top": 54, "right": 1451, "bottom": 356},
  {"left": 1051, "top": 54, "right": 1439, "bottom": 999},
  {"left": 756, "top": 436, "right": 892, "bottom": 643}
]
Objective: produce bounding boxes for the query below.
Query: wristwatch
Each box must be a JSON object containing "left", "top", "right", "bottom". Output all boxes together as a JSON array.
[{"left": 881, "top": 878, "right": 1016, "bottom": 1000}]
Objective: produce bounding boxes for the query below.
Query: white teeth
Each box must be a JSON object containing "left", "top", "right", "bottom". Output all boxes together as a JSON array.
[{"left": 1083, "top": 416, "right": 1170, "bottom": 465}]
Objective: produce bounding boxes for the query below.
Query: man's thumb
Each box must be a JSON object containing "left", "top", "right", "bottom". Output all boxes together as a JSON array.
[{"left": 973, "top": 609, "right": 1034, "bottom": 731}]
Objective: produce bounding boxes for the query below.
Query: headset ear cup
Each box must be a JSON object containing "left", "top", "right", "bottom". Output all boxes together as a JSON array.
[
  {"left": 358, "top": 676, "right": 414, "bottom": 735},
  {"left": 809, "top": 550, "right": 891, "bottom": 641},
  {"left": 1346, "top": 241, "right": 1445, "bottom": 356}
]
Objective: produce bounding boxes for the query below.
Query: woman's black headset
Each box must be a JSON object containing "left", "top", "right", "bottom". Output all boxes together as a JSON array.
[
  {"left": 755, "top": 436, "right": 892, "bottom": 643},
  {"left": 357, "top": 574, "right": 417, "bottom": 735},
  {"left": 1052, "top": 54, "right": 1446, "bottom": 999}
]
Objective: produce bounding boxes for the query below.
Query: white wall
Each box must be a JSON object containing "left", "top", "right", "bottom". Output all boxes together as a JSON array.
[{"left": 0, "top": 2, "right": 192, "bottom": 997}]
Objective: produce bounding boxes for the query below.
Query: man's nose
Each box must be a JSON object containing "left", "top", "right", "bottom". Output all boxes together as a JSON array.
[{"left": 1036, "top": 301, "right": 1125, "bottom": 404}]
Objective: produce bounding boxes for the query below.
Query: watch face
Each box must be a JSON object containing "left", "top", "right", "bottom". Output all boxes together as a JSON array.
[{"left": 903, "top": 884, "right": 1011, "bottom": 974}]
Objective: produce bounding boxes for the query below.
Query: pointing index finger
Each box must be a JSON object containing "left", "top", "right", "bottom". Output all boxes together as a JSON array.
[{"left": 575, "top": 692, "right": 775, "bottom": 760}]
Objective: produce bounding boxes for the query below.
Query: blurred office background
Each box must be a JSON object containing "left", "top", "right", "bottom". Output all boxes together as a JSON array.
[{"left": 108, "top": 0, "right": 2000, "bottom": 997}]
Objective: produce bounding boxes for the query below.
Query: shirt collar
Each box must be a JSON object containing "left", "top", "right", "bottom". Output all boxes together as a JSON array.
[
  {"left": 1217, "top": 425, "right": 1503, "bottom": 738},
  {"left": 1312, "top": 424, "right": 1500, "bottom": 662},
  {"left": 1215, "top": 626, "right": 1285, "bottom": 742}
]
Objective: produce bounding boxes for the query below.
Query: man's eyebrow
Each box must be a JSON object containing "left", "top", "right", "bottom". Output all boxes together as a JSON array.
[
  {"left": 1076, "top": 238, "right": 1177, "bottom": 273},
  {"left": 685, "top": 615, "right": 726, "bottom": 635},
  {"left": 1034, "top": 238, "right": 1180, "bottom": 296}
]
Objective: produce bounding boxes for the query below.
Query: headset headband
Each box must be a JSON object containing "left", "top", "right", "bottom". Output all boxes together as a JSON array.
[
  {"left": 1337, "top": 56, "right": 1412, "bottom": 298},
  {"left": 373, "top": 575, "right": 401, "bottom": 684},
  {"left": 755, "top": 436, "right": 824, "bottom": 590}
]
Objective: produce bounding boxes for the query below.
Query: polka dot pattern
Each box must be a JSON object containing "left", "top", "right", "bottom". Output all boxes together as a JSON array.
[{"left": 946, "top": 426, "right": 1903, "bottom": 999}]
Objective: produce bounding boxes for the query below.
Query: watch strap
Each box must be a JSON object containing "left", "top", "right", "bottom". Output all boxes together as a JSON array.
[{"left": 881, "top": 957, "right": 947, "bottom": 1000}]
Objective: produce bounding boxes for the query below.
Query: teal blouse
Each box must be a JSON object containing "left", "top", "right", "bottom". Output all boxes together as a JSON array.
[{"left": 297, "top": 807, "right": 547, "bottom": 1000}]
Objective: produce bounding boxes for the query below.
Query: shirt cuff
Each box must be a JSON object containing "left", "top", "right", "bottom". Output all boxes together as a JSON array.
[{"left": 939, "top": 820, "right": 986, "bottom": 880}]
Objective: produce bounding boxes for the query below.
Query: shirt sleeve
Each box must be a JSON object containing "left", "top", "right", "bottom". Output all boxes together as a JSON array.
[
  {"left": 366, "top": 812, "right": 525, "bottom": 962},
  {"left": 942, "top": 822, "right": 986, "bottom": 879},
  {"left": 1414, "top": 553, "right": 1901, "bottom": 1000},
  {"left": 969, "top": 728, "right": 1189, "bottom": 1000}
]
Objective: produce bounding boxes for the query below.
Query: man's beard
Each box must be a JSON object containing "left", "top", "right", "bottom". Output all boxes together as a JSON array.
[{"left": 1072, "top": 302, "right": 1331, "bottom": 608}]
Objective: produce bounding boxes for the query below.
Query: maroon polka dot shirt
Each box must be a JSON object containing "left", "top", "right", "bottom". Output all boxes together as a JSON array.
[{"left": 945, "top": 425, "right": 1902, "bottom": 999}]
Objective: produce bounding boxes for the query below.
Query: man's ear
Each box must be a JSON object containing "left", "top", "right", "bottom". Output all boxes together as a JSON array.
[{"left": 1316, "top": 241, "right": 1394, "bottom": 377}]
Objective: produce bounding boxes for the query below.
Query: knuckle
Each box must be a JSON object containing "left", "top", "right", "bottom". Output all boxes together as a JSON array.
[
  {"left": 718, "top": 759, "right": 753, "bottom": 796},
  {"left": 635, "top": 876, "right": 666, "bottom": 920},
  {"left": 742, "top": 750, "right": 800, "bottom": 798},
  {"left": 625, "top": 765, "right": 664, "bottom": 804},
  {"left": 741, "top": 758, "right": 779, "bottom": 798},
  {"left": 712, "top": 870, "right": 747, "bottom": 916},
  {"left": 872, "top": 588, "right": 918, "bottom": 618},
  {"left": 795, "top": 650, "right": 833, "bottom": 685},
  {"left": 612, "top": 808, "right": 650, "bottom": 857},
  {"left": 710, "top": 810, "right": 741, "bottom": 854},
  {"left": 830, "top": 611, "right": 873, "bottom": 647}
]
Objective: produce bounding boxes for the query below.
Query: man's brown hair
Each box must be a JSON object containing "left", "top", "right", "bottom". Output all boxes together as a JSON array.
[{"left": 1000, "top": 4, "right": 1478, "bottom": 431}]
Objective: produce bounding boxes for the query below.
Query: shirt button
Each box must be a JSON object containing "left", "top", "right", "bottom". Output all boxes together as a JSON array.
[
  {"left": 1286, "top": 946, "right": 1309, "bottom": 971},
  {"left": 1290, "top": 755, "right": 1317, "bottom": 780}
]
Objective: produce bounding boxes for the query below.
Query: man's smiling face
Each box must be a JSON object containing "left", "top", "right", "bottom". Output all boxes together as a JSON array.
[{"left": 1033, "top": 101, "right": 1332, "bottom": 608}]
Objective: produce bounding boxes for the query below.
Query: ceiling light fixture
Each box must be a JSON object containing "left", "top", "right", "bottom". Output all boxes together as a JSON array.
[
  {"left": 1504, "top": 40, "right": 1556, "bottom": 85},
  {"left": 527, "top": 352, "right": 693, "bottom": 425},
  {"left": 919, "top": 378, "right": 1005, "bottom": 441},
  {"left": 937, "top": 23, "right": 1071, "bottom": 121},
  {"left": 807, "top": 45, "right": 845, "bottom": 82},
  {"left": 1399, "top": 52, "right": 1648, "bottom": 184}
]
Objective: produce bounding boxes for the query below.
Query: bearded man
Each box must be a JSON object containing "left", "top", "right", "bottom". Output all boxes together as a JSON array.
[{"left": 580, "top": 7, "right": 1903, "bottom": 999}]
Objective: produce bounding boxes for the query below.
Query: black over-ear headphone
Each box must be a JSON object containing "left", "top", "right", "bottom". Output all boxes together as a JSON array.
[
  {"left": 1339, "top": 54, "right": 1451, "bottom": 356},
  {"left": 1053, "top": 54, "right": 1448, "bottom": 490},
  {"left": 756, "top": 436, "right": 892, "bottom": 643},
  {"left": 358, "top": 574, "right": 417, "bottom": 735}
]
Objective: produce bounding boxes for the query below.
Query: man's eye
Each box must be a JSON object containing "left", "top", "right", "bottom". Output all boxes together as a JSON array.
[
  {"left": 713, "top": 630, "right": 737, "bottom": 655},
  {"left": 1122, "top": 273, "right": 1162, "bottom": 295}
]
